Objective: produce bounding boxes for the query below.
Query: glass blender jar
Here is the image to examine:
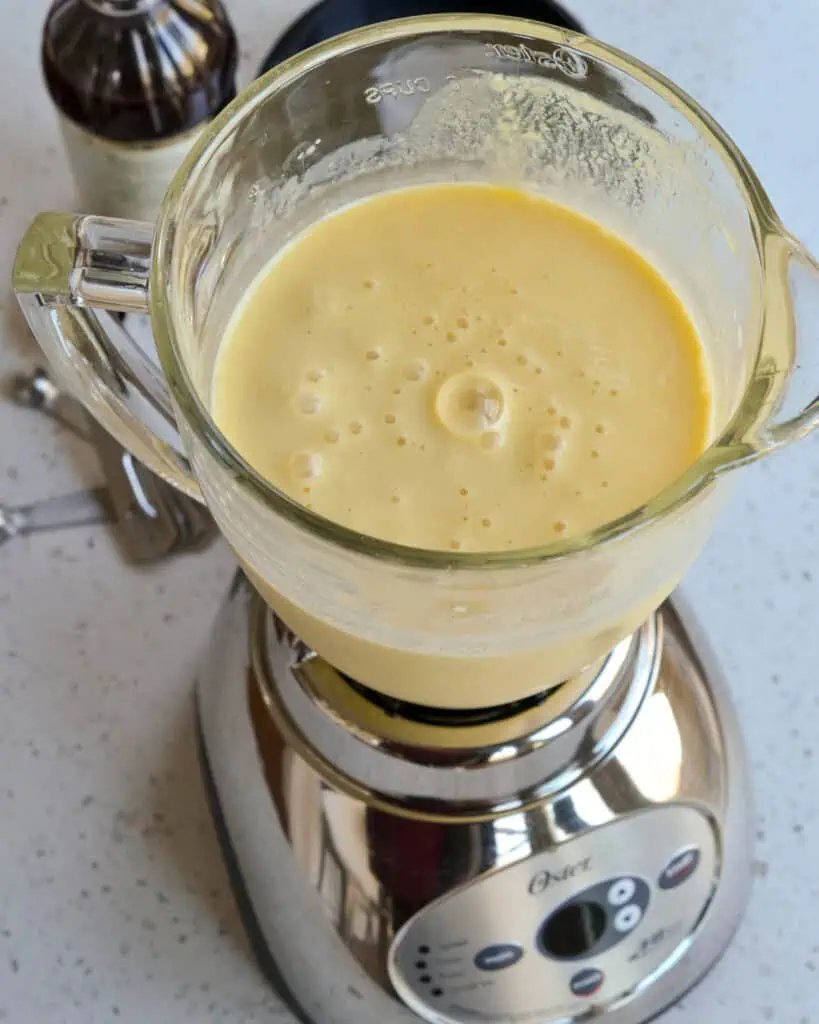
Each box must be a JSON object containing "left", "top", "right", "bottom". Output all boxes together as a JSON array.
[{"left": 13, "top": 15, "right": 819, "bottom": 708}]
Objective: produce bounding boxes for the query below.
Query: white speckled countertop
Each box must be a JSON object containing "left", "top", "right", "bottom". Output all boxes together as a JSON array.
[{"left": 1, "top": 1, "right": 818, "bottom": 1022}]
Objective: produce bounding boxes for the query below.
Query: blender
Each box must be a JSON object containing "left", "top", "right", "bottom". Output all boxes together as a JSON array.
[{"left": 12, "top": 15, "right": 819, "bottom": 1023}]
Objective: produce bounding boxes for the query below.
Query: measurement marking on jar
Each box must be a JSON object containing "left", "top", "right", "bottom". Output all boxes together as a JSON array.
[
  {"left": 364, "top": 77, "right": 432, "bottom": 104},
  {"left": 484, "top": 41, "right": 588, "bottom": 79}
]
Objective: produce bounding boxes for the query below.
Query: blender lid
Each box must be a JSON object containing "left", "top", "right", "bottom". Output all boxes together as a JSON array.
[{"left": 257, "top": 0, "right": 586, "bottom": 76}]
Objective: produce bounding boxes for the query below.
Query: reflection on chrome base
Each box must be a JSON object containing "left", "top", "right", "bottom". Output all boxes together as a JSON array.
[{"left": 197, "top": 574, "right": 752, "bottom": 1024}]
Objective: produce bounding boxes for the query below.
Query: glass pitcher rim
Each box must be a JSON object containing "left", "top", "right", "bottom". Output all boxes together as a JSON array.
[{"left": 151, "top": 13, "right": 780, "bottom": 571}]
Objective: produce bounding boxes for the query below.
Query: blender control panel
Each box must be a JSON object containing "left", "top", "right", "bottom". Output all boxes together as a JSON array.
[{"left": 388, "top": 805, "right": 717, "bottom": 1024}]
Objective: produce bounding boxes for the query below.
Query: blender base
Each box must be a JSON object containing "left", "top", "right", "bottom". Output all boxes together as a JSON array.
[{"left": 196, "top": 574, "right": 752, "bottom": 1024}]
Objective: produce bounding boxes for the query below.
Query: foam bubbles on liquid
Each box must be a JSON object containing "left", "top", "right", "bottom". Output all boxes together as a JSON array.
[
  {"left": 403, "top": 360, "right": 429, "bottom": 382},
  {"left": 289, "top": 451, "right": 323, "bottom": 480},
  {"left": 298, "top": 392, "right": 321, "bottom": 415},
  {"left": 436, "top": 372, "right": 506, "bottom": 440},
  {"left": 365, "top": 349, "right": 381, "bottom": 361}
]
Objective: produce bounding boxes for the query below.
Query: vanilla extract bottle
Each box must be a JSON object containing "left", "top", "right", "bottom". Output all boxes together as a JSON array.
[{"left": 42, "top": 0, "right": 239, "bottom": 223}]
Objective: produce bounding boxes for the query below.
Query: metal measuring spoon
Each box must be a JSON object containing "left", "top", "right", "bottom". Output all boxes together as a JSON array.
[
  {"left": 7, "top": 367, "right": 218, "bottom": 562},
  {"left": 0, "top": 488, "right": 113, "bottom": 546}
]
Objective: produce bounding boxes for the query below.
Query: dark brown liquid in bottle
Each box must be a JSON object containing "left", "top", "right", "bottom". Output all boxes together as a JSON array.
[{"left": 42, "top": 0, "right": 238, "bottom": 144}]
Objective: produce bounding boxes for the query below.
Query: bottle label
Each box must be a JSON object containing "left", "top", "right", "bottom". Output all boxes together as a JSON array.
[{"left": 58, "top": 115, "right": 204, "bottom": 223}]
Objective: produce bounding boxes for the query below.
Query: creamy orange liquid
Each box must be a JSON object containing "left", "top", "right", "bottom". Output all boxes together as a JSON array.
[{"left": 213, "top": 184, "right": 711, "bottom": 552}]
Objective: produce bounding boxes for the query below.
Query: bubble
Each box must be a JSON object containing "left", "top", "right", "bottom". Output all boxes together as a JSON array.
[
  {"left": 350, "top": 421, "right": 363, "bottom": 435},
  {"left": 497, "top": 337, "right": 508, "bottom": 347},
  {"left": 601, "top": 480, "right": 610, "bottom": 488},
  {"left": 593, "top": 379, "right": 601, "bottom": 387},
  {"left": 591, "top": 449, "right": 599, "bottom": 458},
  {"left": 481, "top": 517, "right": 492, "bottom": 528},
  {"left": 595, "top": 423, "right": 606, "bottom": 434},
  {"left": 559, "top": 415, "right": 572, "bottom": 429},
  {"left": 446, "top": 330, "right": 457, "bottom": 342},
  {"left": 306, "top": 369, "right": 324, "bottom": 383},
  {"left": 403, "top": 359, "right": 429, "bottom": 382},
  {"left": 543, "top": 458, "right": 556, "bottom": 471},
  {"left": 423, "top": 314, "right": 437, "bottom": 326},
  {"left": 553, "top": 520, "right": 568, "bottom": 534},
  {"left": 397, "top": 436, "right": 407, "bottom": 447},
  {"left": 363, "top": 279, "right": 376, "bottom": 289},
  {"left": 547, "top": 406, "right": 557, "bottom": 416},
  {"left": 540, "top": 432, "right": 562, "bottom": 452},
  {"left": 534, "top": 366, "right": 543, "bottom": 375},
  {"left": 289, "top": 451, "right": 323, "bottom": 480},
  {"left": 450, "top": 540, "right": 462, "bottom": 550},
  {"left": 610, "top": 388, "right": 619, "bottom": 397},
  {"left": 456, "top": 315, "right": 469, "bottom": 329},
  {"left": 324, "top": 430, "right": 340, "bottom": 445},
  {"left": 459, "top": 487, "right": 469, "bottom": 496},
  {"left": 436, "top": 372, "right": 506, "bottom": 438},
  {"left": 384, "top": 413, "right": 396, "bottom": 425},
  {"left": 540, "top": 473, "right": 549, "bottom": 482},
  {"left": 298, "top": 392, "right": 321, "bottom": 415},
  {"left": 481, "top": 431, "right": 503, "bottom": 451},
  {"left": 517, "top": 354, "right": 528, "bottom": 367},
  {"left": 365, "top": 349, "right": 381, "bottom": 361},
  {"left": 391, "top": 494, "right": 401, "bottom": 504}
]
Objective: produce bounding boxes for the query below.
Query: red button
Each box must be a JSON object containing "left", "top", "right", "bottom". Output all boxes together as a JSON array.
[{"left": 659, "top": 847, "right": 700, "bottom": 890}]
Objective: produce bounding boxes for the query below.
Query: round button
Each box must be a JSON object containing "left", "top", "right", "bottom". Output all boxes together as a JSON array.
[
  {"left": 613, "top": 904, "right": 642, "bottom": 934},
  {"left": 570, "top": 967, "right": 604, "bottom": 998},
  {"left": 659, "top": 847, "right": 701, "bottom": 890},
  {"left": 607, "top": 878, "right": 636, "bottom": 907},
  {"left": 538, "top": 901, "right": 607, "bottom": 960},
  {"left": 474, "top": 943, "right": 524, "bottom": 971}
]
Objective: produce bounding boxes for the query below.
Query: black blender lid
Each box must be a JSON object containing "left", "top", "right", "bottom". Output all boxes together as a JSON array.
[{"left": 258, "top": 0, "right": 585, "bottom": 75}]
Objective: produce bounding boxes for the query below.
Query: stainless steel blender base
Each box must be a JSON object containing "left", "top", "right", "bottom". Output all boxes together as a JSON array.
[{"left": 196, "top": 575, "right": 752, "bottom": 1024}]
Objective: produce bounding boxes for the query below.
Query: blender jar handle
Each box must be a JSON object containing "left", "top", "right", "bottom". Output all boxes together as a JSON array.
[
  {"left": 754, "top": 236, "right": 819, "bottom": 452},
  {"left": 12, "top": 212, "right": 203, "bottom": 501},
  {"left": 720, "top": 233, "right": 819, "bottom": 469}
]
